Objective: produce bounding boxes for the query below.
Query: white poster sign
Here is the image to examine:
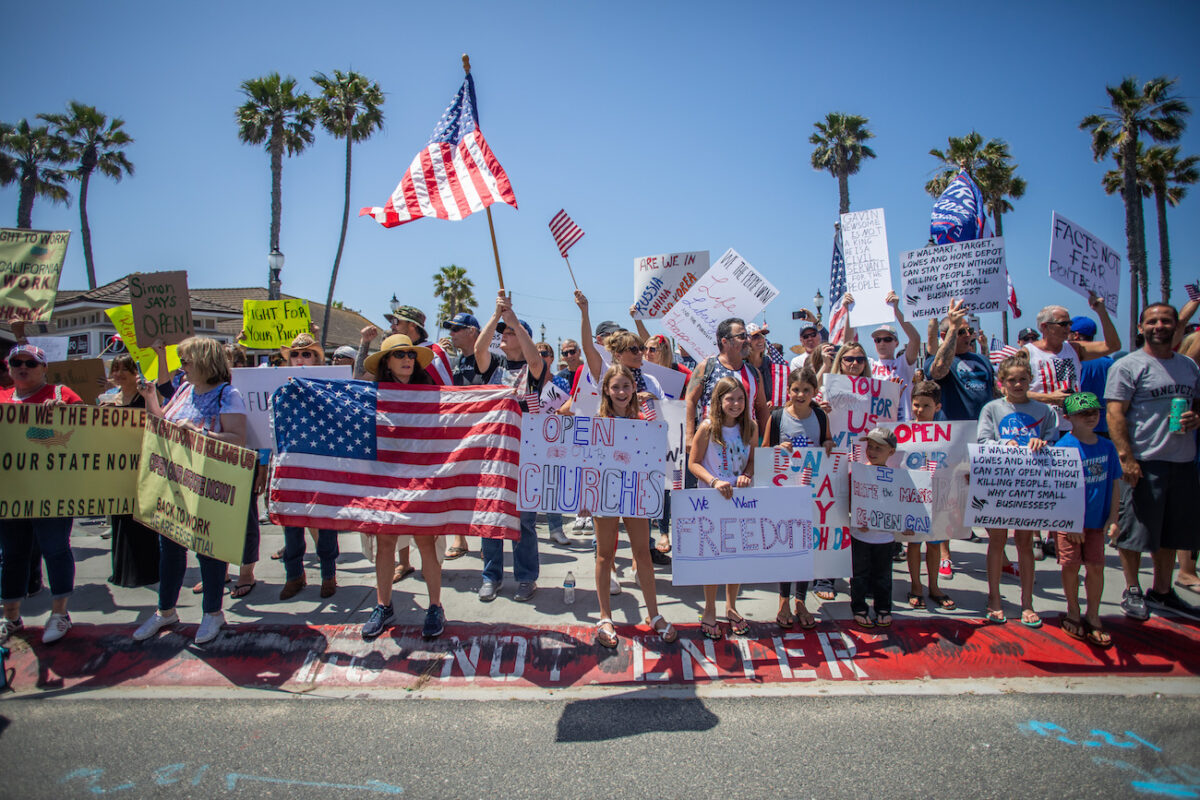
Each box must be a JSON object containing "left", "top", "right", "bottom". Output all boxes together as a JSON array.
[
  {"left": 821, "top": 374, "right": 902, "bottom": 450},
  {"left": 661, "top": 398, "right": 687, "bottom": 491},
  {"left": 880, "top": 420, "right": 977, "bottom": 542},
  {"left": 567, "top": 355, "right": 688, "bottom": 417},
  {"left": 754, "top": 447, "right": 852, "bottom": 578},
  {"left": 965, "top": 443, "right": 1085, "bottom": 533},
  {"left": 660, "top": 248, "right": 779, "bottom": 362},
  {"left": 839, "top": 208, "right": 894, "bottom": 328},
  {"left": 671, "top": 487, "right": 814, "bottom": 586},
  {"left": 232, "top": 366, "right": 352, "bottom": 450},
  {"left": 1048, "top": 211, "right": 1121, "bottom": 311},
  {"left": 632, "top": 250, "right": 709, "bottom": 319},
  {"left": 900, "top": 238, "right": 1008, "bottom": 318},
  {"left": 25, "top": 336, "right": 69, "bottom": 363},
  {"left": 850, "top": 463, "right": 934, "bottom": 539}
]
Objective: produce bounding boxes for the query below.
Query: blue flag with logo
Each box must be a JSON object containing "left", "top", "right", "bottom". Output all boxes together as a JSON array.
[{"left": 930, "top": 171, "right": 990, "bottom": 244}]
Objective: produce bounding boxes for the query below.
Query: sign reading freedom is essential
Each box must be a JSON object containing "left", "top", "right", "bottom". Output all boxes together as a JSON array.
[
  {"left": 850, "top": 462, "right": 934, "bottom": 538},
  {"left": 129, "top": 270, "right": 194, "bottom": 346},
  {"left": 239, "top": 299, "right": 313, "bottom": 349},
  {"left": 136, "top": 415, "right": 257, "bottom": 565},
  {"left": 839, "top": 208, "right": 894, "bottom": 328},
  {"left": 660, "top": 248, "right": 779, "bottom": 361},
  {"left": 518, "top": 414, "right": 669, "bottom": 518},
  {"left": 0, "top": 403, "right": 147, "bottom": 519},
  {"left": 231, "top": 365, "right": 352, "bottom": 450},
  {"left": 880, "top": 419, "right": 977, "bottom": 542},
  {"left": 821, "top": 374, "right": 902, "bottom": 450},
  {"left": 754, "top": 447, "right": 852, "bottom": 579},
  {"left": 632, "top": 250, "right": 709, "bottom": 319},
  {"left": 671, "top": 487, "right": 814, "bottom": 586},
  {"left": 1049, "top": 211, "right": 1121, "bottom": 311},
  {"left": 965, "top": 443, "right": 1085, "bottom": 533},
  {"left": 900, "top": 238, "right": 1008, "bottom": 318},
  {"left": 0, "top": 228, "right": 70, "bottom": 322},
  {"left": 105, "top": 304, "right": 181, "bottom": 382}
]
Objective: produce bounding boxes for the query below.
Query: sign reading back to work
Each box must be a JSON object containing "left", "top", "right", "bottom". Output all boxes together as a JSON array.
[
  {"left": 631, "top": 250, "right": 709, "bottom": 319},
  {"left": 0, "top": 228, "right": 70, "bottom": 323},
  {"left": 129, "top": 270, "right": 194, "bottom": 346},
  {"left": 239, "top": 299, "right": 313, "bottom": 349},
  {"left": 900, "top": 237, "right": 1008, "bottom": 318},
  {"left": 1048, "top": 211, "right": 1120, "bottom": 311}
]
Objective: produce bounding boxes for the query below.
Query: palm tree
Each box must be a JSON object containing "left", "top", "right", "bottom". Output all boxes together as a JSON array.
[
  {"left": 809, "top": 113, "right": 876, "bottom": 216},
  {"left": 1141, "top": 146, "right": 1198, "bottom": 303},
  {"left": 1080, "top": 76, "right": 1189, "bottom": 342},
  {"left": 312, "top": 70, "right": 385, "bottom": 349},
  {"left": 432, "top": 265, "right": 477, "bottom": 329},
  {"left": 1101, "top": 143, "right": 1152, "bottom": 309},
  {"left": 41, "top": 102, "right": 134, "bottom": 289},
  {"left": 236, "top": 73, "right": 316, "bottom": 292},
  {"left": 0, "top": 119, "right": 70, "bottom": 228}
]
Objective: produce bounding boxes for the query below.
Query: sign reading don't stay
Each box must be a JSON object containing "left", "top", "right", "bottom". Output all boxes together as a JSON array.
[{"left": 129, "top": 270, "right": 193, "bottom": 346}]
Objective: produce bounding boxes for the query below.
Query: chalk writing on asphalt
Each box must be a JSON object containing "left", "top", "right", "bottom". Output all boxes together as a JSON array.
[{"left": 59, "top": 764, "right": 404, "bottom": 795}]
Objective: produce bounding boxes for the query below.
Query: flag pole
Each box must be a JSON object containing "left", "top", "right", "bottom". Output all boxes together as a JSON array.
[
  {"left": 562, "top": 256, "right": 579, "bottom": 291},
  {"left": 463, "top": 53, "right": 507, "bottom": 293}
]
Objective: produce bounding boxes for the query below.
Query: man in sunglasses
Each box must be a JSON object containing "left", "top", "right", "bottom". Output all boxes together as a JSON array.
[
  {"left": 869, "top": 290, "right": 923, "bottom": 421},
  {"left": 789, "top": 317, "right": 826, "bottom": 372},
  {"left": 926, "top": 298, "right": 995, "bottom": 422},
  {"left": 1024, "top": 298, "right": 1120, "bottom": 423},
  {"left": 444, "top": 312, "right": 482, "bottom": 385}
]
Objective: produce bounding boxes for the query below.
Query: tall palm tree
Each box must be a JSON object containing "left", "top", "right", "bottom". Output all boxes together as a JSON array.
[
  {"left": 1080, "top": 76, "right": 1189, "bottom": 342},
  {"left": 312, "top": 70, "right": 385, "bottom": 349},
  {"left": 432, "top": 264, "right": 477, "bottom": 329},
  {"left": 1101, "top": 143, "right": 1152, "bottom": 309},
  {"left": 41, "top": 102, "right": 134, "bottom": 289},
  {"left": 1141, "top": 146, "right": 1198, "bottom": 303},
  {"left": 236, "top": 73, "right": 315, "bottom": 290},
  {"left": 809, "top": 113, "right": 876, "bottom": 216},
  {"left": 0, "top": 119, "right": 70, "bottom": 229}
]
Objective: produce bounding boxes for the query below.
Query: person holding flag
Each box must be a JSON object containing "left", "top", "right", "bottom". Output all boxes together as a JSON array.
[{"left": 869, "top": 290, "right": 922, "bottom": 421}]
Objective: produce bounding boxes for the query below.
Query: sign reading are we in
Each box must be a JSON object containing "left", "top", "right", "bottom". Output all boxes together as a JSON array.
[
  {"left": 850, "top": 463, "right": 934, "bottom": 539},
  {"left": 671, "top": 487, "right": 814, "bottom": 586},
  {"left": 518, "top": 414, "right": 669, "bottom": 518},
  {"left": 821, "top": 374, "right": 902, "bottom": 450},
  {"left": 754, "top": 447, "right": 852, "bottom": 579},
  {"left": 632, "top": 250, "right": 709, "bottom": 319}
]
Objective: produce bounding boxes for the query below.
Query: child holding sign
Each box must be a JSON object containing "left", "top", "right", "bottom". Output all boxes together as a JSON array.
[
  {"left": 850, "top": 427, "right": 900, "bottom": 628},
  {"left": 904, "top": 381, "right": 956, "bottom": 612},
  {"left": 689, "top": 376, "right": 757, "bottom": 639},
  {"left": 977, "top": 352, "right": 1059, "bottom": 627}
]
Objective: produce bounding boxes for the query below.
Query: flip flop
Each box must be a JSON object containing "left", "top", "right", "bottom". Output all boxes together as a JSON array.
[
  {"left": 1060, "top": 616, "right": 1086, "bottom": 641},
  {"left": 391, "top": 565, "right": 415, "bottom": 584},
  {"left": 725, "top": 611, "right": 751, "bottom": 636},
  {"left": 776, "top": 610, "right": 796, "bottom": 629},
  {"left": 700, "top": 620, "right": 723, "bottom": 640},
  {"left": 1083, "top": 619, "right": 1113, "bottom": 649},
  {"left": 875, "top": 612, "right": 893, "bottom": 628},
  {"left": 852, "top": 612, "right": 874, "bottom": 629},
  {"left": 230, "top": 582, "right": 256, "bottom": 599},
  {"left": 796, "top": 606, "right": 818, "bottom": 630},
  {"left": 813, "top": 579, "right": 836, "bottom": 601},
  {"left": 444, "top": 546, "right": 468, "bottom": 560},
  {"left": 1175, "top": 580, "right": 1200, "bottom": 596},
  {"left": 984, "top": 609, "right": 1007, "bottom": 625},
  {"left": 928, "top": 593, "right": 957, "bottom": 610},
  {"left": 1020, "top": 611, "right": 1043, "bottom": 629},
  {"left": 907, "top": 591, "right": 925, "bottom": 609}
]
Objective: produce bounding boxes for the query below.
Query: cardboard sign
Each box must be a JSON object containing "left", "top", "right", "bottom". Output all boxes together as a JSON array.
[
  {"left": 821, "top": 374, "right": 902, "bottom": 450},
  {"left": 965, "top": 443, "right": 1085, "bottom": 533},
  {"left": 0, "top": 403, "right": 146, "bottom": 519},
  {"left": 135, "top": 415, "right": 257, "bottom": 565},
  {"left": 671, "top": 487, "right": 814, "bottom": 585},
  {"left": 660, "top": 248, "right": 779, "bottom": 361},
  {"left": 880, "top": 420, "right": 977, "bottom": 542},
  {"left": 518, "top": 414, "right": 670, "bottom": 518},
  {"left": 900, "top": 238, "right": 1008, "bottom": 318},
  {"left": 45, "top": 358, "right": 107, "bottom": 405},
  {"left": 1049, "top": 212, "right": 1121, "bottom": 311},
  {"left": 839, "top": 208, "right": 894, "bottom": 328},
  {"left": 239, "top": 299, "right": 312, "bottom": 349},
  {"left": 0, "top": 228, "right": 70, "bottom": 322},
  {"left": 754, "top": 447, "right": 852, "bottom": 578},
  {"left": 632, "top": 250, "right": 710, "bottom": 319},
  {"left": 850, "top": 462, "right": 934, "bottom": 539},
  {"left": 105, "top": 305, "right": 181, "bottom": 382},
  {"left": 231, "top": 366, "right": 352, "bottom": 450},
  {"left": 129, "top": 270, "right": 194, "bottom": 346}
]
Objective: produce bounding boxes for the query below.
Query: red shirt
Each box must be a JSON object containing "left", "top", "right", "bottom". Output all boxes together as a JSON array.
[{"left": 0, "top": 384, "right": 84, "bottom": 404}]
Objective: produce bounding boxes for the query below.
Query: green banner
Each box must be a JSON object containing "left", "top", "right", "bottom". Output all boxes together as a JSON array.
[
  {"left": 238, "top": 298, "right": 312, "bottom": 349},
  {"left": 0, "top": 228, "right": 70, "bottom": 322}
]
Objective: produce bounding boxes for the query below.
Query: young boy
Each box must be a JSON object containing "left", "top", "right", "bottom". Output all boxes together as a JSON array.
[
  {"left": 905, "top": 381, "right": 956, "bottom": 610},
  {"left": 1053, "top": 391, "right": 1121, "bottom": 647},
  {"left": 851, "top": 427, "right": 903, "bottom": 628}
]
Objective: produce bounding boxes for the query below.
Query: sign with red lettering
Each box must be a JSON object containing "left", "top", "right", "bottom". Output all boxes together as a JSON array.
[
  {"left": 632, "top": 250, "right": 709, "bottom": 319},
  {"left": 880, "top": 420, "right": 977, "bottom": 541},
  {"left": 850, "top": 463, "right": 933, "bottom": 537},
  {"left": 821, "top": 374, "right": 902, "bottom": 450},
  {"left": 753, "top": 447, "right": 851, "bottom": 578},
  {"left": 128, "top": 270, "right": 194, "bottom": 346},
  {"left": 0, "top": 228, "right": 70, "bottom": 322}
]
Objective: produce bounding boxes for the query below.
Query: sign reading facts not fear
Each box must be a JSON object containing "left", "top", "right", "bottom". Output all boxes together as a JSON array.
[{"left": 129, "top": 270, "right": 194, "bottom": 346}]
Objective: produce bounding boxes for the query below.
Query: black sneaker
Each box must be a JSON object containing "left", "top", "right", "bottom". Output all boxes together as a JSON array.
[
  {"left": 649, "top": 549, "right": 672, "bottom": 565},
  {"left": 1121, "top": 587, "right": 1149, "bottom": 621},
  {"left": 361, "top": 603, "right": 395, "bottom": 640},
  {"left": 422, "top": 604, "right": 445, "bottom": 639},
  {"left": 1145, "top": 589, "right": 1200, "bottom": 621}
]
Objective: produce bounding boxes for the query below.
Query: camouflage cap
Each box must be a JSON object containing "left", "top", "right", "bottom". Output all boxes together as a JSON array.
[{"left": 384, "top": 304, "right": 428, "bottom": 343}]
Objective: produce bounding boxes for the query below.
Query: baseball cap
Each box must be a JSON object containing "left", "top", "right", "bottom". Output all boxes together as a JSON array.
[
  {"left": 746, "top": 322, "right": 770, "bottom": 337},
  {"left": 332, "top": 345, "right": 357, "bottom": 361},
  {"left": 871, "top": 325, "right": 898, "bottom": 339},
  {"left": 858, "top": 427, "right": 898, "bottom": 449},
  {"left": 1017, "top": 327, "right": 1039, "bottom": 341},
  {"left": 7, "top": 343, "right": 48, "bottom": 365},
  {"left": 444, "top": 312, "right": 480, "bottom": 330},
  {"left": 1070, "top": 316, "right": 1097, "bottom": 338},
  {"left": 384, "top": 304, "right": 428, "bottom": 342},
  {"left": 799, "top": 324, "right": 820, "bottom": 337},
  {"left": 496, "top": 318, "right": 534, "bottom": 338},
  {"left": 1064, "top": 392, "right": 1102, "bottom": 415},
  {"left": 594, "top": 320, "right": 622, "bottom": 338}
]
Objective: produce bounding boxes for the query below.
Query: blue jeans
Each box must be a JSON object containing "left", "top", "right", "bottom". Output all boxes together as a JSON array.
[
  {"left": 283, "top": 526, "right": 339, "bottom": 580},
  {"left": 546, "top": 513, "right": 564, "bottom": 534},
  {"left": 0, "top": 517, "right": 74, "bottom": 602},
  {"left": 481, "top": 511, "right": 539, "bottom": 584},
  {"left": 158, "top": 538, "right": 227, "bottom": 615}
]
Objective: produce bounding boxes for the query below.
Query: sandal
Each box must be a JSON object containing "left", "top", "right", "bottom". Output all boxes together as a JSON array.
[
  {"left": 444, "top": 546, "right": 468, "bottom": 560},
  {"left": 725, "top": 611, "right": 750, "bottom": 636},
  {"left": 700, "top": 619, "right": 723, "bottom": 640},
  {"left": 230, "top": 582, "right": 256, "bottom": 599},
  {"left": 1061, "top": 616, "right": 1086, "bottom": 641},
  {"left": 1020, "top": 610, "right": 1043, "bottom": 629},
  {"left": 1175, "top": 580, "right": 1200, "bottom": 596},
  {"left": 795, "top": 605, "right": 817, "bottom": 629},
  {"left": 813, "top": 579, "right": 836, "bottom": 601},
  {"left": 392, "top": 565, "right": 415, "bottom": 583},
  {"left": 776, "top": 609, "right": 796, "bottom": 629},
  {"left": 193, "top": 576, "right": 231, "bottom": 594},
  {"left": 646, "top": 615, "right": 678, "bottom": 643},
  {"left": 907, "top": 591, "right": 926, "bottom": 609},
  {"left": 656, "top": 538, "right": 672, "bottom": 554},
  {"left": 984, "top": 609, "right": 1007, "bottom": 625},
  {"left": 853, "top": 612, "right": 874, "bottom": 628},
  {"left": 1082, "top": 619, "right": 1113, "bottom": 649},
  {"left": 270, "top": 548, "right": 284, "bottom": 560},
  {"left": 595, "top": 619, "right": 619, "bottom": 649},
  {"left": 875, "top": 612, "right": 893, "bottom": 628},
  {"left": 928, "top": 593, "right": 957, "bottom": 610}
]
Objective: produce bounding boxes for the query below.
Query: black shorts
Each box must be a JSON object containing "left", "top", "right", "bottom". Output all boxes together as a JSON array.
[{"left": 1117, "top": 460, "right": 1200, "bottom": 553}]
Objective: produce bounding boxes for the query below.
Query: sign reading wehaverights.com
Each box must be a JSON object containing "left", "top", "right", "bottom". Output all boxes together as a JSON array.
[
  {"left": 964, "top": 443, "right": 1085, "bottom": 533},
  {"left": 900, "top": 238, "right": 1008, "bottom": 318}
]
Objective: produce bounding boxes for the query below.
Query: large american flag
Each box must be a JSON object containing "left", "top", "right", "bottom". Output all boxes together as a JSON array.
[
  {"left": 549, "top": 210, "right": 585, "bottom": 257},
  {"left": 828, "top": 225, "right": 849, "bottom": 345},
  {"left": 426, "top": 342, "right": 455, "bottom": 386},
  {"left": 360, "top": 73, "right": 516, "bottom": 227},
  {"left": 763, "top": 341, "right": 790, "bottom": 406},
  {"left": 269, "top": 379, "right": 521, "bottom": 539}
]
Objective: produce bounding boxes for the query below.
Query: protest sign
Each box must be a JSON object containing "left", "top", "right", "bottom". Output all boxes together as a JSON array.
[
  {"left": 880, "top": 420, "right": 977, "bottom": 541},
  {"left": 45, "top": 358, "right": 107, "bottom": 404},
  {"left": 129, "top": 270, "right": 193, "bottom": 346},
  {"left": 135, "top": 415, "right": 256, "bottom": 565},
  {"left": 965, "top": 443, "right": 1085, "bottom": 533},
  {"left": 0, "top": 403, "right": 146, "bottom": 519},
  {"left": 850, "top": 462, "right": 934, "bottom": 539},
  {"left": 565, "top": 356, "right": 688, "bottom": 417},
  {"left": 632, "top": 250, "right": 709, "bottom": 319},
  {"left": 754, "top": 447, "right": 852, "bottom": 578},
  {"left": 671, "top": 487, "right": 814, "bottom": 585},
  {"left": 0, "top": 228, "right": 70, "bottom": 322},
  {"left": 821, "top": 374, "right": 902, "bottom": 449},
  {"left": 661, "top": 398, "right": 687, "bottom": 490},
  {"left": 231, "top": 365, "right": 352, "bottom": 450},
  {"left": 105, "top": 305, "right": 181, "bottom": 381},
  {"left": 1048, "top": 212, "right": 1121, "bottom": 311},
  {"left": 900, "top": 238, "right": 1008, "bottom": 318},
  {"left": 660, "top": 248, "right": 779, "bottom": 361},
  {"left": 238, "top": 298, "right": 312, "bottom": 349},
  {"left": 25, "top": 335, "right": 69, "bottom": 363},
  {"left": 518, "top": 414, "right": 669, "bottom": 518},
  {"left": 839, "top": 208, "right": 894, "bottom": 328}
]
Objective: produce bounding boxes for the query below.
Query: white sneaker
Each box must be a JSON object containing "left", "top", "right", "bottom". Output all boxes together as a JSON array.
[
  {"left": 194, "top": 611, "right": 225, "bottom": 644},
  {"left": 571, "top": 516, "right": 586, "bottom": 531},
  {"left": 582, "top": 517, "right": 594, "bottom": 531},
  {"left": 550, "top": 529, "right": 570, "bottom": 546},
  {"left": 0, "top": 617, "right": 23, "bottom": 644},
  {"left": 133, "top": 610, "right": 179, "bottom": 641},
  {"left": 43, "top": 613, "right": 71, "bottom": 644},
  {"left": 610, "top": 575, "right": 621, "bottom": 595}
]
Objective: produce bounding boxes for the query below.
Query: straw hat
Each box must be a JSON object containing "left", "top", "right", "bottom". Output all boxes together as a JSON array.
[
  {"left": 364, "top": 333, "right": 435, "bottom": 376},
  {"left": 287, "top": 332, "right": 324, "bottom": 363}
]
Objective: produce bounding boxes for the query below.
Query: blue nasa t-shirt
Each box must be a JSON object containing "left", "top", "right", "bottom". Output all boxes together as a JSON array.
[
  {"left": 926, "top": 352, "right": 994, "bottom": 421},
  {"left": 1057, "top": 433, "right": 1122, "bottom": 529}
]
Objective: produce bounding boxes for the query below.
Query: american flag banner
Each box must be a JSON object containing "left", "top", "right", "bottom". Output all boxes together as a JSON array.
[
  {"left": 520, "top": 392, "right": 542, "bottom": 413},
  {"left": 800, "top": 465, "right": 814, "bottom": 485},
  {"left": 851, "top": 443, "right": 863, "bottom": 463},
  {"left": 990, "top": 345, "right": 1021, "bottom": 365},
  {"left": 549, "top": 210, "right": 585, "bottom": 257},
  {"left": 828, "top": 226, "right": 849, "bottom": 345},
  {"left": 269, "top": 379, "right": 521, "bottom": 539},
  {"left": 426, "top": 342, "right": 454, "bottom": 386},
  {"left": 360, "top": 73, "right": 516, "bottom": 228},
  {"left": 641, "top": 398, "right": 658, "bottom": 421},
  {"left": 925, "top": 458, "right": 938, "bottom": 473},
  {"left": 768, "top": 362, "right": 789, "bottom": 406},
  {"left": 1038, "top": 359, "right": 1077, "bottom": 393}
]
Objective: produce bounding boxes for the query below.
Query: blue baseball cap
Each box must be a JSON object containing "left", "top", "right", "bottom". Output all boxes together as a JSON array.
[
  {"left": 444, "top": 312, "right": 480, "bottom": 330},
  {"left": 496, "top": 319, "right": 533, "bottom": 338},
  {"left": 1070, "top": 316, "right": 1097, "bottom": 338}
]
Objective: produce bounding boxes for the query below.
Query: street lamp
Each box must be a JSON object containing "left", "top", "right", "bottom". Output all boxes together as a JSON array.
[
  {"left": 389, "top": 294, "right": 400, "bottom": 314},
  {"left": 813, "top": 289, "right": 824, "bottom": 318},
  {"left": 539, "top": 323, "right": 546, "bottom": 343},
  {"left": 267, "top": 249, "right": 284, "bottom": 301}
]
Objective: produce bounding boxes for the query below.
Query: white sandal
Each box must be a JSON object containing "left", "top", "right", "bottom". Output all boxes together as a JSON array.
[
  {"left": 646, "top": 614, "right": 678, "bottom": 643},
  {"left": 595, "top": 618, "right": 618, "bottom": 649}
]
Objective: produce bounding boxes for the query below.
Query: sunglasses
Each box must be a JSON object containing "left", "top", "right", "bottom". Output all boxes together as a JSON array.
[
  {"left": 872, "top": 336, "right": 896, "bottom": 343},
  {"left": 8, "top": 358, "right": 40, "bottom": 369},
  {"left": 1019, "top": 336, "right": 1038, "bottom": 343},
  {"left": 561, "top": 348, "right": 578, "bottom": 356},
  {"left": 448, "top": 326, "right": 466, "bottom": 333},
  {"left": 289, "top": 350, "right": 319, "bottom": 359},
  {"left": 1046, "top": 320, "right": 1071, "bottom": 328},
  {"left": 646, "top": 346, "right": 660, "bottom": 354},
  {"left": 957, "top": 327, "right": 975, "bottom": 336},
  {"left": 538, "top": 351, "right": 553, "bottom": 358},
  {"left": 622, "top": 345, "right": 644, "bottom": 354},
  {"left": 841, "top": 355, "right": 867, "bottom": 364},
  {"left": 727, "top": 333, "right": 749, "bottom": 341},
  {"left": 801, "top": 332, "right": 819, "bottom": 339},
  {"left": 388, "top": 350, "right": 418, "bottom": 360}
]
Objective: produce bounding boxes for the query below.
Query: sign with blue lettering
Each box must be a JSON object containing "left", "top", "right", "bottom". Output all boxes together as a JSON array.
[{"left": 632, "top": 250, "right": 709, "bottom": 319}]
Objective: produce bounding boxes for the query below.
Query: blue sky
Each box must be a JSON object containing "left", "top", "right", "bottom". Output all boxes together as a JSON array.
[{"left": 3, "top": 1, "right": 1198, "bottom": 353}]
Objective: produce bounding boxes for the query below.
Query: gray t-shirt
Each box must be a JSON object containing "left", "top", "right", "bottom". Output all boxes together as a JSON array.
[
  {"left": 976, "top": 397, "right": 1059, "bottom": 445},
  {"left": 1105, "top": 349, "right": 1200, "bottom": 463},
  {"left": 778, "top": 407, "right": 823, "bottom": 448}
]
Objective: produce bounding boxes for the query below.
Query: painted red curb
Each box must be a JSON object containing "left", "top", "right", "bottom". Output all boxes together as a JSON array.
[{"left": 5, "top": 615, "right": 1198, "bottom": 692}]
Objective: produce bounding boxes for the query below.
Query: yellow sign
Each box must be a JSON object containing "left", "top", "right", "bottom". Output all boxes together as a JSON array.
[
  {"left": 0, "top": 228, "right": 70, "bottom": 322},
  {"left": 105, "top": 304, "right": 181, "bottom": 381},
  {"left": 135, "top": 415, "right": 256, "bottom": 565},
  {"left": 0, "top": 403, "right": 147, "bottom": 519},
  {"left": 238, "top": 298, "right": 312, "bottom": 349}
]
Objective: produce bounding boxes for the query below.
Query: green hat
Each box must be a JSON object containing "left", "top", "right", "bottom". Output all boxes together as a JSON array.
[
  {"left": 1064, "top": 392, "right": 1101, "bottom": 415},
  {"left": 384, "top": 304, "right": 428, "bottom": 343}
]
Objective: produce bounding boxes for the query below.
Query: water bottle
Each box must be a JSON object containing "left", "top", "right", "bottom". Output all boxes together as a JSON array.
[
  {"left": 563, "top": 571, "right": 576, "bottom": 605},
  {"left": 1168, "top": 397, "right": 1188, "bottom": 435}
]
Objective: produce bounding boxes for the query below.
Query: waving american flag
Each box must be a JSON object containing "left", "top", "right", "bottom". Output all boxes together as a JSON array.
[{"left": 828, "top": 225, "right": 849, "bottom": 345}]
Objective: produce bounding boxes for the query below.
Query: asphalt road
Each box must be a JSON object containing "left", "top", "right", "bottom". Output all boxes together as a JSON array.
[{"left": 3, "top": 694, "right": 1198, "bottom": 799}]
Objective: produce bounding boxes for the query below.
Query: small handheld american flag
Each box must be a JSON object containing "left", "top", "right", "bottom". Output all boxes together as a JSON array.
[
  {"left": 549, "top": 210, "right": 585, "bottom": 257},
  {"left": 1186, "top": 282, "right": 1200, "bottom": 303}
]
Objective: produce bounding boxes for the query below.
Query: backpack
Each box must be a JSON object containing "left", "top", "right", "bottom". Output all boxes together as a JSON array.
[{"left": 767, "top": 404, "right": 828, "bottom": 447}]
